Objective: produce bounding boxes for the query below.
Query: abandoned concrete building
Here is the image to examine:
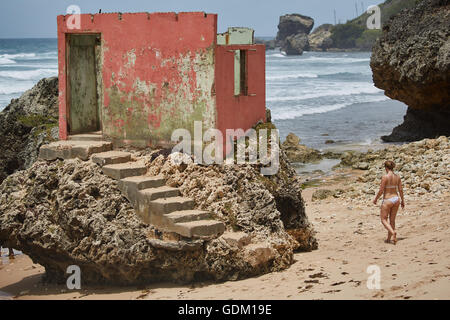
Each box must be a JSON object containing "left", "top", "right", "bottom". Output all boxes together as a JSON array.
[
  {"left": 57, "top": 12, "right": 266, "bottom": 148},
  {"left": 37, "top": 12, "right": 267, "bottom": 239}
]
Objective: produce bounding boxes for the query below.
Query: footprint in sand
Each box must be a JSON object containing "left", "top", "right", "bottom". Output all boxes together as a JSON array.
[
  {"left": 390, "top": 286, "right": 403, "bottom": 291},
  {"left": 304, "top": 280, "right": 320, "bottom": 284},
  {"left": 323, "top": 290, "right": 341, "bottom": 294},
  {"left": 309, "top": 272, "right": 328, "bottom": 279},
  {"left": 372, "top": 291, "right": 385, "bottom": 298},
  {"left": 349, "top": 280, "right": 362, "bottom": 287},
  {"left": 299, "top": 284, "right": 314, "bottom": 292},
  {"left": 331, "top": 281, "right": 346, "bottom": 286}
]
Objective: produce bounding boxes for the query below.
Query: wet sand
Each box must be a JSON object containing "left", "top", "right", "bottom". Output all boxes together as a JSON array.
[{"left": 1, "top": 171, "right": 449, "bottom": 300}]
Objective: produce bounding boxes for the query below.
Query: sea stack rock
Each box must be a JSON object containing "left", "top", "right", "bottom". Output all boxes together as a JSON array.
[
  {"left": 371, "top": 0, "right": 450, "bottom": 142},
  {"left": 276, "top": 14, "right": 314, "bottom": 55}
]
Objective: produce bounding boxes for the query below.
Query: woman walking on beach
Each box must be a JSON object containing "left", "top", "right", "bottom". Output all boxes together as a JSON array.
[{"left": 373, "top": 161, "right": 405, "bottom": 244}]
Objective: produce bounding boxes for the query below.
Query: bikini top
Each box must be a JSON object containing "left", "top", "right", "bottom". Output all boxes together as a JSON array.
[{"left": 385, "top": 185, "right": 397, "bottom": 189}]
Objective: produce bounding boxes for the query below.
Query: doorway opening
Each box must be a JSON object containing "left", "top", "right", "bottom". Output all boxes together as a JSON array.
[{"left": 67, "top": 34, "right": 102, "bottom": 135}]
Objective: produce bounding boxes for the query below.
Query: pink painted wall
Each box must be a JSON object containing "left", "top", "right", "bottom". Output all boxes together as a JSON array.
[{"left": 215, "top": 44, "right": 266, "bottom": 149}]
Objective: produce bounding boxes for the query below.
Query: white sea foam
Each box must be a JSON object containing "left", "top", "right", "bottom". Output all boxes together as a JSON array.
[
  {"left": 303, "top": 56, "right": 370, "bottom": 63},
  {"left": 0, "top": 53, "right": 37, "bottom": 59},
  {"left": 0, "top": 82, "right": 34, "bottom": 94},
  {"left": 267, "top": 84, "right": 383, "bottom": 102},
  {"left": 266, "top": 73, "right": 319, "bottom": 80},
  {"left": 271, "top": 96, "right": 389, "bottom": 120},
  {"left": 266, "top": 52, "right": 370, "bottom": 62},
  {"left": 0, "top": 68, "right": 57, "bottom": 80},
  {"left": 269, "top": 53, "right": 287, "bottom": 58},
  {"left": 0, "top": 57, "right": 16, "bottom": 65},
  {"left": 272, "top": 103, "right": 349, "bottom": 120}
]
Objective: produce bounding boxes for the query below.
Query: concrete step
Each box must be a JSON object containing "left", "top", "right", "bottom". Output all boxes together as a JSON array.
[
  {"left": 102, "top": 161, "right": 147, "bottom": 180},
  {"left": 118, "top": 175, "right": 166, "bottom": 204},
  {"left": 39, "top": 140, "right": 112, "bottom": 161},
  {"left": 92, "top": 151, "right": 132, "bottom": 167},
  {"left": 149, "top": 197, "right": 195, "bottom": 215},
  {"left": 164, "top": 210, "right": 211, "bottom": 224},
  {"left": 69, "top": 132, "right": 103, "bottom": 141},
  {"left": 172, "top": 220, "right": 226, "bottom": 239},
  {"left": 138, "top": 186, "right": 180, "bottom": 202},
  {"left": 119, "top": 175, "right": 166, "bottom": 191}
]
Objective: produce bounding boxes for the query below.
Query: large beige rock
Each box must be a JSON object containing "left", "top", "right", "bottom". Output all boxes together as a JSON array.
[
  {"left": 0, "top": 140, "right": 318, "bottom": 284},
  {"left": 243, "top": 243, "right": 276, "bottom": 268},
  {"left": 281, "top": 133, "right": 322, "bottom": 163},
  {"left": 309, "top": 24, "right": 334, "bottom": 51}
]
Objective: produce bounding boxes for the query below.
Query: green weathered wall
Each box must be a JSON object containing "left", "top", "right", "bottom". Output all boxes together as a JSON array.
[
  {"left": 228, "top": 27, "right": 254, "bottom": 45},
  {"left": 217, "top": 27, "right": 255, "bottom": 45}
]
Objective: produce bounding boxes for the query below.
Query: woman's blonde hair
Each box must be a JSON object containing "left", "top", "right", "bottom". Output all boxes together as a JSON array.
[{"left": 384, "top": 160, "right": 396, "bottom": 171}]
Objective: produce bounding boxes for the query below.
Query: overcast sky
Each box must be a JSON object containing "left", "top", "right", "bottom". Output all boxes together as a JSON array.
[{"left": 0, "top": 0, "right": 381, "bottom": 38}]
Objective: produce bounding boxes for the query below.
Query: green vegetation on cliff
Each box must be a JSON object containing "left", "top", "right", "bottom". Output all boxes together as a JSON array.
[{"left": 330, "top": 0, "right": 421, "bottom": 50}]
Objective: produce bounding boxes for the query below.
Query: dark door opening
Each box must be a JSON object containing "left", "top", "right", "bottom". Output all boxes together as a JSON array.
[{"left": 67, "top": 34, "right": 101, "bottom": 134}]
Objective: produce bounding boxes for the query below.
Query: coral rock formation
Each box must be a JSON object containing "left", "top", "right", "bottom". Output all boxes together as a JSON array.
[
  {"left": 0, "top": 77, "right": 59, "bottom": 183},
  {"left": 0, "top": 148, "right": 317, "bottom": 285}
]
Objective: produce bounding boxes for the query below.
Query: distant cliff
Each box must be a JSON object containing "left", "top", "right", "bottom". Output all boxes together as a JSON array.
[
  {"left": 305, "top": 0, "right": 418, "bottom": 51},
  {"left": 260, "top": 0, "right": 419, "bottom": 53},
  {"left": 371, "top": 0, "right": 450, "bottom": 141}
]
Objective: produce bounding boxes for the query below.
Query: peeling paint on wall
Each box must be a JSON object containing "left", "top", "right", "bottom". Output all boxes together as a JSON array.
[{"left": 103, "top": 48, "right": 215, "bottom": 147}]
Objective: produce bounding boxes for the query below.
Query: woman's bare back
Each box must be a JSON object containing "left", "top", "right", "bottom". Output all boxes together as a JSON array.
[{"left": 384, "top": 173, "right": 401, "bottom": 199}]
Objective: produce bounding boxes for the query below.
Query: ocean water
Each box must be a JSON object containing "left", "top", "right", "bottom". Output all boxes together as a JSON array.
[
  {"left": 0, "top": 38, "right": 58, "bottom": 109},
  {"left": 266, "top": 50, "right": 407, "bottom": 150},
  {"left": 0, "top": 39, "right": 407, "bottom": 151}
]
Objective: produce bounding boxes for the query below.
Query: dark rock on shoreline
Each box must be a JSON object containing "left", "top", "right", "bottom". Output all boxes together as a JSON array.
[
  {"left": 0, "top": 77, "right": 59, "bottom": 184},
  {"left": 283, "top": 34, "right": 310, "bottom": 55},
  {"left": 281, "top": 133, "right": 322, "bottom": 163},
  {"left": 371, "top": 0, "right": 450, "bottom": 141},
  {"left": 382, "top": 108, "right": 450, "bottom": 142}
]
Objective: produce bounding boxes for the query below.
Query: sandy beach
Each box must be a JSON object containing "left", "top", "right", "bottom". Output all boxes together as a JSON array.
[{"left": 1, "top": 168, "right": 448, "bottom": 300}]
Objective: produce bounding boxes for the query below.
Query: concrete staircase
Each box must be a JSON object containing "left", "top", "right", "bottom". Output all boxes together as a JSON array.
[{"left": 39, "top": 134, "right": 225, "bottom": 240}]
